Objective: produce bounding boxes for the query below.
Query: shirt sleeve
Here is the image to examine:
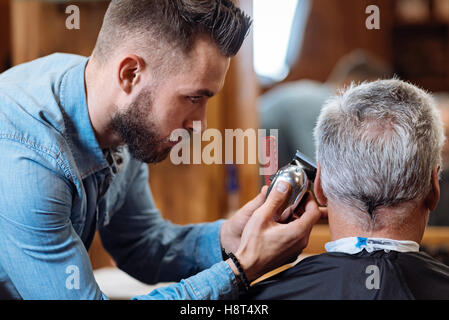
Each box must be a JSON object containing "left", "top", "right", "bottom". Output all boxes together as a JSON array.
[
  {"left": 0, "top": 140, "right": 107, "bottom": 300},
  {"left": 99, "top": 162, "right": 239, "bottom": 299},
  {"left": 133, "top": 261, "right": 239, "bottom": 300}
]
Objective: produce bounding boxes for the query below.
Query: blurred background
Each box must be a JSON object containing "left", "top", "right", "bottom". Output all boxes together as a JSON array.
[{"left": 2, "top": 0, "right": 449, "bottom": 297}]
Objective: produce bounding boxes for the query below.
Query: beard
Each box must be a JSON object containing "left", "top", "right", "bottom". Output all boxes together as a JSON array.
[{"left": 110, "top": 90, "right": 172, "bottom": 164}]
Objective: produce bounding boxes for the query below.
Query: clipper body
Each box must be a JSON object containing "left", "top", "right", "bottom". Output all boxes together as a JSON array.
[{"left": 266, "top": 150, "right": 317, "bottom": 222}]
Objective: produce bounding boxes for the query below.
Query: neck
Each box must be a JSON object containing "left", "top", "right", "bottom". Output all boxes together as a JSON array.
[
  {"left": 85, "top": 58, "right": 121, "bottom": 149},
  {"left": 327, "top": 200, "right": 429, "bottom": 244}
]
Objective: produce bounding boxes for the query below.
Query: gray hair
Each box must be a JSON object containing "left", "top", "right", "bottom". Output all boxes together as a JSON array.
[{"left": 314, "top": 79, "right": 445, "bottom": 224}]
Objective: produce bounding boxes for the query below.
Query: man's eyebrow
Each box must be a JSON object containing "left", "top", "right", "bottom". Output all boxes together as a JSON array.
[{"left": 191, "top": 89, "right": 215, "bottom": 97}]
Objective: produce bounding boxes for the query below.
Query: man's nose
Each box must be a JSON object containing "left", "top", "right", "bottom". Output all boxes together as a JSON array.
[
  {"left": 185, "top": 107, "right": 207, "bottom": 133},
  {"left": 186, "top": 119, "right": 207, "bottom": 135}
]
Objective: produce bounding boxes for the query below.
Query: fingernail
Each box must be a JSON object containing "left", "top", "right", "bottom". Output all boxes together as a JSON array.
[{"left": 276, "top": 181, "right": 288, "bottom": 193}]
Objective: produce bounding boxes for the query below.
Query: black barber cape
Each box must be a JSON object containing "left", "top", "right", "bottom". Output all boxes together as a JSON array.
[{"left": 241, "top": 250, "right": 449, "bottom": 300}]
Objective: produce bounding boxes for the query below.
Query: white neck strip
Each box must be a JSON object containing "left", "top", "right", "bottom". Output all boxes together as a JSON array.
[{"left": 325, "top": 237, "right": 420, "bottom": 254}]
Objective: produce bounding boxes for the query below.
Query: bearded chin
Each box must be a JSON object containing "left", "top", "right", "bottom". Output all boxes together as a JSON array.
[
  {"left": 125, "top": 134, "right": 171, "bottom": 164},
  {"left": 110, "top": 92, "right": 171, "bottom": 164}
]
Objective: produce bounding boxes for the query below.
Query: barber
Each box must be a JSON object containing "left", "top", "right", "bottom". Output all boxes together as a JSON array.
[{"left": 0, "top": 0, "right": 321, "bottom": 299}]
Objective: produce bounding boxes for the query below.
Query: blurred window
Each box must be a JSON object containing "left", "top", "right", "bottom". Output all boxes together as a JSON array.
[{"left": 253, "top": 0, "right": 311, "bottom": 85}]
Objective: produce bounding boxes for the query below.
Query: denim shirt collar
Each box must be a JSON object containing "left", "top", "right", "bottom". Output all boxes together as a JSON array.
[{"left": 60, "top": 57, "right": 109, "bottom": 179}]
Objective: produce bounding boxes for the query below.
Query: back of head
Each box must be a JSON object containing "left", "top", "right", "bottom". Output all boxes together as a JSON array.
[
  {"left": 314, "top": 79, "right": 445, "bottom": 229},
  {"left": 92, "top": 0, "right": 251, "bottom": 66}
]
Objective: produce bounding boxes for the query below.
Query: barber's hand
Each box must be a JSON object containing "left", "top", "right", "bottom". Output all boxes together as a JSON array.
[
  {"left": 220, "top": 186, "right": 269, "bottom": 254},
  {"left": 230, "top": 181, "right": 321, "bottom": 282}
]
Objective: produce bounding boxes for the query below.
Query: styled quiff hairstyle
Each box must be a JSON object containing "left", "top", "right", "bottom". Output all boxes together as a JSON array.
[{"left": 93, "top": 0, "right": 251, "bottom": 62}]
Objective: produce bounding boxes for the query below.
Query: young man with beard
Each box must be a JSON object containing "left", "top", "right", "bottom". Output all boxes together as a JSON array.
[{"left": 0, "top": 0, "right": 322, "bottom": 299}]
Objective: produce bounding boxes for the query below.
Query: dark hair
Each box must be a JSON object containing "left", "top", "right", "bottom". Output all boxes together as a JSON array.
[{"left": 94, "top": 0, "right": 252, "bottom": 61}]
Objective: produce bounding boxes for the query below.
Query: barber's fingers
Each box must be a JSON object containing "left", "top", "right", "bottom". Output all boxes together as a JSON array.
[
  {"left": 287, "top": 196, "right": 321, "bottom": 235},
  {"left": 261, "top": 181, "right": 291, "bottom": 217},
  {"left": 252, "top": 185, "right": 269, "bottom": 209},
  {"left": 261, "top": 185, "right": 269, "bottom": 196}
]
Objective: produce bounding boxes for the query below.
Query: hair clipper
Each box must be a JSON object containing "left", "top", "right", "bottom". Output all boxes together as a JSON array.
[{"left": 266, "top": 150, "right": 317, "bottom": 222}]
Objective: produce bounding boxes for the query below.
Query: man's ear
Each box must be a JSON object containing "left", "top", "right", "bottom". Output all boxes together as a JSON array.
[
  {"left": 425, "top": 165, "right": 441, "bottom": 212},
  {"left": 117, "top": 55, "right": 145, "bottom": 94},
  {"left": 314, "top": 162, "right": 328, "bottom": 206}
]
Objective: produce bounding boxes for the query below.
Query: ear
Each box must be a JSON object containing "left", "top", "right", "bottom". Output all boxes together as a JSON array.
[
  {"left": 117, "top": 55, "right": 145, "bottom": 94},
  {"left": 425, "top": 165, "right": 441, "bottom": 212},
  {"left": 313, "top": 162, "right": 328, "bottom": 206}
]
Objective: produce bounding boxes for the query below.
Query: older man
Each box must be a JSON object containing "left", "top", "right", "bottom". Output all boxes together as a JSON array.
[{"left": 244, "top": 79, "right": 449, "bottom": 299}]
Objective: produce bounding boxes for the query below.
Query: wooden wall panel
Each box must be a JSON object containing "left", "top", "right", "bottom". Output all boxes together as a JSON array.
[
  {"left": 11, "top": 0, "right": 109, "bottom": 65},
  {"left": 223, "top": 0, "right": 261, "bottom": 208},
  {"left": 285, "top": 0, "right": 395, "bottom": 84},
  {"left": 0, "top": 0, "right": 11, "bottom": 72}
]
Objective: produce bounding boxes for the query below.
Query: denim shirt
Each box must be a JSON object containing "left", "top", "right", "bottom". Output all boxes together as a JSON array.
[{"left": 0, "top": 53, "right": 238, "bottom": 300}]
